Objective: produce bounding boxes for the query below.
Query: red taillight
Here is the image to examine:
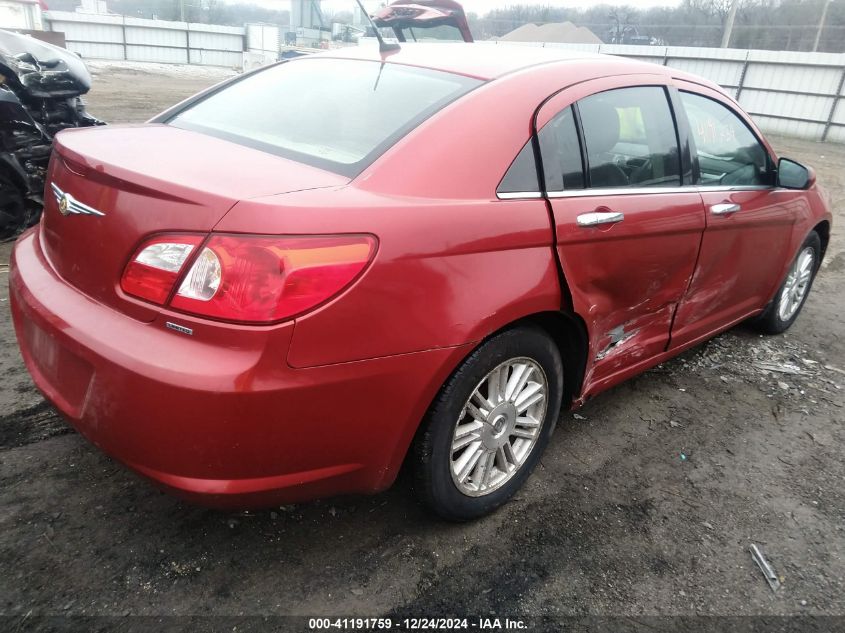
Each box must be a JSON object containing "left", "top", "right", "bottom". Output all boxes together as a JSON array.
[
  {"left": 120, "top": 234, "right": 204, "bottom": 304},
  {"left": 120, "top": 233, "right": 376, "bottom": 323}
]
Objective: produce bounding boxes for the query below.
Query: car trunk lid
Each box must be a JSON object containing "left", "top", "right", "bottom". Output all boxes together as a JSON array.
[{"left": 41, "top": 124, "right": 348, "bottom": 322}]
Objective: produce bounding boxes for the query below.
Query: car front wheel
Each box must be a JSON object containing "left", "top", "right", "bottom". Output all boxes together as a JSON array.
[
  {"left": 413, "top": 326, "right": 563, "bottom": 521},
  {"left": 755, "top": 231, "right": 821, "bottom": 334},
  {"left": 0, "top": 173, "right": 28, "bottom": 241}
]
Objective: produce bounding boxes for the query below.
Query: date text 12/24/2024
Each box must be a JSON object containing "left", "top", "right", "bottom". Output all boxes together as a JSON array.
[{"left": 308, "top": 618, "right": 528, "bottom": 630}]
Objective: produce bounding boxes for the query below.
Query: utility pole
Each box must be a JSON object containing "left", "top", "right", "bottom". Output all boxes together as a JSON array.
[
  {"left": 813, "top": 0, "right": 833, "bottom": 52},
  {"left": 179, "top": 0, "right": 187, "bottom": 22},
  {"left": 721, "top": 0, "right": 739, "bottom": 48}
]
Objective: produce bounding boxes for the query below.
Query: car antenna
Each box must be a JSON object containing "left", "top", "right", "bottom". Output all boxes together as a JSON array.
[{"left": 354, "top": 0, "right": 401, "bottom": 54}]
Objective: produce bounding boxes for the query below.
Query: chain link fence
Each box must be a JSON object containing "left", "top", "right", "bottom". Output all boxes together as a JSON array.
[{"left": 469, "top": 18, "right": 845, "bottom": 54}]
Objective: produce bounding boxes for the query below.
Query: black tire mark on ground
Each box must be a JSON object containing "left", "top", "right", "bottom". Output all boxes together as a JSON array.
[
  {"left": 388, "top": 487, "right": 655, "bottom": 617},
  {"left": 0, "top": 400, "right": 72, "bottom": 450}
]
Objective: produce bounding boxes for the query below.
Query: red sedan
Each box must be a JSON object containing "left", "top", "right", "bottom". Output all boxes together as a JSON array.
[{"left": 9, "top": 44, "right": 832, "bottom": 520}]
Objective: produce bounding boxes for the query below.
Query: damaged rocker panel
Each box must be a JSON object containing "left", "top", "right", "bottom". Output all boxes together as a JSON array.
[{"left": 595, "top": 324, "right": 638, "bottom": 360}]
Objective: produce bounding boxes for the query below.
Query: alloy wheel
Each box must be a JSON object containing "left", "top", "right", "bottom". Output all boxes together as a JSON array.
[
  {"left": 450, "top": 357, "right": 548, "bottom": 497},
  {"left": 777, "top": 246, "right": 815, "bottom": 322}
]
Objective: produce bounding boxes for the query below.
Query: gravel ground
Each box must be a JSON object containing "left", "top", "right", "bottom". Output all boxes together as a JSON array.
[{"left": 0, "top": 61, "right": 843, "bottom": 628}]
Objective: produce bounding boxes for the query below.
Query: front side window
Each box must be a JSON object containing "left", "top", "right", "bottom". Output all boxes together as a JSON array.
[
  {"left": 168, "top": 58, "right": 481, "bottom": 178},
  {"left": 578, "top": 87, "right": 681, "bottom": 189},
  {"left": 680, "top": 91, "right": 772, "bottom": 187}
]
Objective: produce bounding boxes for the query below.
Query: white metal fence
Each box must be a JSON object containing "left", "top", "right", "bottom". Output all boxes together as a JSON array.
[
  {"left": 483, "top": 41, "right": 845, "bottom": 143},
  {"left": 34, "top": 15, "right": 845, "bottom": 143},
  {"left": 42, "top": 11, "right": 246, "bottom": 68}
]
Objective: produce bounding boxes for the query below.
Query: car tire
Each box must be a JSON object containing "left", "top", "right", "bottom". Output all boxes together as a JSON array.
[
  {"left": 413, "top": 326, "right": 564, "bottom": 521},
  {"left": 0, "top": 172, "right": 32, "bottom": 242},
  {"left": 754, "top": 231, "right": 821, "bottom": 335}
]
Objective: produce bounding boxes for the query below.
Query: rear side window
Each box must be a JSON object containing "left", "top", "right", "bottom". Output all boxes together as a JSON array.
[
  {"left": 168, "top": 58, "right": 481, "bottom": 178},
  {"left": 539, "top": 106, "right": 584, "bottom": 191},
  {"left": 578, "top": 87, "right": 681, "bottom": 189},
  {"left": 498, "top": 142, "right": 539, "bottom": 194},
  {"left": 680, "top": 91, "right": 773, "bottom": 187},
  {"left": 497, "top": 106, "right": 584, "bottom": 195}
]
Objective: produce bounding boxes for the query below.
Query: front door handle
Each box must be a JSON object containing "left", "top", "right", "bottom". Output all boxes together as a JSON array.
[
  {"left": 577, "top": 211, "right": 625, "bottom": 227},
  {"left": 711, "top": 203, "right": 741, "bottom": 215}
]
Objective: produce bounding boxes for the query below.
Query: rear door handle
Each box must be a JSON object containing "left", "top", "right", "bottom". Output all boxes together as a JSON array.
[
  {"left": 711, "top": 203, "right": 741, "bottom": 215},
  {"left": 576, "top": 211, "right": 625, "bottom": 227}
]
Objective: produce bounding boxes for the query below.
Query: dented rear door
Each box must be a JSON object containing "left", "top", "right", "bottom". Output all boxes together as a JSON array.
[
  {"left": 536, "top": 76, "right": 705, "bottom": 391},
  {"left": 551, "top": 191, "right": 703, "bottom": 388}
]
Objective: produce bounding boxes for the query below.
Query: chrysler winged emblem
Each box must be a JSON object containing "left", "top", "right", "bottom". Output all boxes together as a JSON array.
[{"left": 51, "top": 184, "right": 105, "bottom": 217}]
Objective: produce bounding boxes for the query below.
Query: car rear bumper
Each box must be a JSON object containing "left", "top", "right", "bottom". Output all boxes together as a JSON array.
[{"left": 10, "top": 227, "right": 468, "bottom": 508}]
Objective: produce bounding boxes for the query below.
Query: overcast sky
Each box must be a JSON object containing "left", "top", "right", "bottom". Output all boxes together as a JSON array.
[{"left": 230, "top": 0, "right": 682, "bottom": 14}]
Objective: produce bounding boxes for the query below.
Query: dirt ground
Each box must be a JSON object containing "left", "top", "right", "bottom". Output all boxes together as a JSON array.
[{"left": 1, "top": 62, "right": 843, "bottom": 627}]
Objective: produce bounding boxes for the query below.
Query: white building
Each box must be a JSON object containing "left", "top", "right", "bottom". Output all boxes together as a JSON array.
[
  {"left": 0, "top": 0, "right": 44, "bottom": 30},
  {"left": 75, "top": 0, "right": 108, "bottom": 15}
]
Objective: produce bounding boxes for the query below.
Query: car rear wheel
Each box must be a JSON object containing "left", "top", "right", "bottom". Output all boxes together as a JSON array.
[
  {"left": 413, "top": 326, "right": 563, "bottom": 521},
  {"left": 754, "top": 231, "right": 821, "bottom": 334}
]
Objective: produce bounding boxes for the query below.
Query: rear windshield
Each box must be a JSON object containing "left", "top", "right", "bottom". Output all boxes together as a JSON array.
[{"left": 167, "top": 58, "right": 481, "bottom": 177}]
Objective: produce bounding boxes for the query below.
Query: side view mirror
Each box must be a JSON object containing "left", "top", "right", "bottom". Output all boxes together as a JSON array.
[{"left": 777, "top": 158, "right": 815, "bottom": 190}]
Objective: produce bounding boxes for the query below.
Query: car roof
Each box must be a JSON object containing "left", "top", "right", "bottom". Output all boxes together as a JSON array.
[{"left": 313, "top": 42, "right": 669, "bottom": 82}]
